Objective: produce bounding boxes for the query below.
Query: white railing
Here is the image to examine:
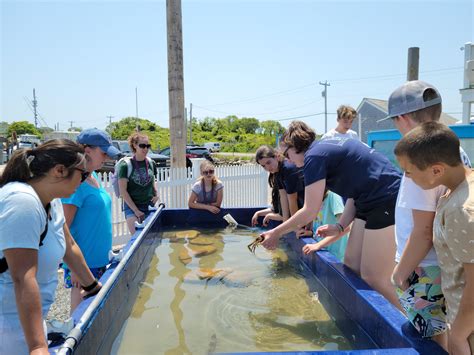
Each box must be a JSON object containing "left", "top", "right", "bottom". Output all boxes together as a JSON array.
[{"left": 98, "top": 162, "right": 268, "bottom": 246}]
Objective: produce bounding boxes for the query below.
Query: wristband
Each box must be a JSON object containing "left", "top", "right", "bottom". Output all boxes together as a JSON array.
[
  {"left": 335, "top": 222, "right": 344, "bottom": 233},
  {"left": 82, "top": 278, "right": 98, "bottom": 292},
  {"left": 83, "top": 284, "right": 101, "bottom": 299}
]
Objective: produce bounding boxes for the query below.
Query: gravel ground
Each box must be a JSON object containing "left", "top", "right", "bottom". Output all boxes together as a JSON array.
[{"left": 46, "top": 269, "right": 71, "bottom": 322}]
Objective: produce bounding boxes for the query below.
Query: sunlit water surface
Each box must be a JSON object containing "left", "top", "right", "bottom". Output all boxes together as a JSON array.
[{"left": 112, "top": 228, "right": 355, "bottom": 354}]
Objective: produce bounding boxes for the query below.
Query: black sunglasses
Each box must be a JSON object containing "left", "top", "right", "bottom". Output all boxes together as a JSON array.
[
  {"left": 74, "top": 168, "right": 90, "bottom": 182},
  {"left": 138, "top": 143, "right": 152, "bottom": 149},
  {"left": 202, "top": 169, "right": 215, "bottom": 175},
  {"left": 282, "top": 146, "right": 291, "bottom": 158}
]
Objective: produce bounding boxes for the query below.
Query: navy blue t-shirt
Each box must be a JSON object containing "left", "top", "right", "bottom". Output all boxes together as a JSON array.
[
  {"left": 303, "top": 138, "right": 401, "bottom": 212},
  {"left": 276, "top": 160, "right": 305, "bottom": 209}
]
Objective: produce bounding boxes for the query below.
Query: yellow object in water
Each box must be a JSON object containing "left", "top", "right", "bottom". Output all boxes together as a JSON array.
[
  {"left": 175, "top": 230, "right": 200, "bottom": 239},
  {"left": 189, "top": 236, "right": 215, "bottom": 246},
  {"left": 187, "top": 244, "right": 217, "bottom": 257},
  {"left": 179, "top": 249, "right": 192, "bottom": 265}
]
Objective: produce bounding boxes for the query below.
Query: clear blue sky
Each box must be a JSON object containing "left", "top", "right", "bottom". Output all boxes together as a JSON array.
[{"left": 1, "top": 0, "right": 473, "bottom": 135}]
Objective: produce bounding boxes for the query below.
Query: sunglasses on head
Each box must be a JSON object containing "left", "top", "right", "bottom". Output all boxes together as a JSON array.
[
  {"left": 202, "top": 169, "right": 215, "bottom": 175},
  {"left": 138, "top": 143, "right": 152, "bottom": 149},
  {"left": 74, "top": 168, "right": 90, "bottom": 182}
]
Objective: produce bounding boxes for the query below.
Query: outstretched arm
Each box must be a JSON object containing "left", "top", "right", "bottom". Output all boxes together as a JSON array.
[{"left": 261, "top": 179, "right": 326, "bottom": 250}]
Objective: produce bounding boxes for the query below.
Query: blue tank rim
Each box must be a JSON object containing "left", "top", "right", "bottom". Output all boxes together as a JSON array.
[{"left": 55, "top": 207, "right": 447, "bottom": 355}]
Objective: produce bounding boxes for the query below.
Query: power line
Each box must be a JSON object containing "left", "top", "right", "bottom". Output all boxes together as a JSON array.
[
  {"left": 193, "top": 66, "right": 463, "bottom": 109},
  {"left": 198, "top": 83, "right": 316, "bottom": 108},
  {"left": 275, "top": 112, "right": 336, "bottom": 122},
  {"left": 193, "top": 97, "right": 324, "bottom": 118}
]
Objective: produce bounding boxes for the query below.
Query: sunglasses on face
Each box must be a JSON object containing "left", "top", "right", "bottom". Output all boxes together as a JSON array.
[
  {"left": 202, "top": 169, "right": 215, "bottom": 175},
  {"left": 282, "top": 146, "right": 291, "bottom": 158},
  {"left": 74, "top": 168, "right": 90, "bottom": 182},
  {"left": 138, "top": 143, "right": 152, "bottom": 149}
]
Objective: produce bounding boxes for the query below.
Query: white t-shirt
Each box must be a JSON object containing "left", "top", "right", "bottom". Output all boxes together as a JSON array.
[
  {"left": 395, "top": 175, "right": 445, "bottom": 266},
  {"left": 321, "top": 128, "right": 359, "bottom": 140},
  {"left": 0, "top": 182, "right": 66, "bottom": 353}
]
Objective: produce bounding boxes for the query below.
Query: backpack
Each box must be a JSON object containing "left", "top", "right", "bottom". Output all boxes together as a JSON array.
[
  {"left": 111, "top": 156, "right": 154, "bottom": 198},
  {"left": 0, "top": 203, "right": 51, "bottom": 274}
]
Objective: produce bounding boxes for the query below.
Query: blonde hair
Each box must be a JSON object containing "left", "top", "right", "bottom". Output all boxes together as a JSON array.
[{"left": 199, "top": 160, "right": 219, "bottom": 186}]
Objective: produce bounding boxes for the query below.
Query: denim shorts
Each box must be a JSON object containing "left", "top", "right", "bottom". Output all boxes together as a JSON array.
[
  {"left": 63, "top": 266, "right": 106, "bottom": 289},
  {"left": 396, "top": 265, "right": 447, "bottom": 337},
  {"left": 123, "top": 202, "right": 152, "bottom": 219}
]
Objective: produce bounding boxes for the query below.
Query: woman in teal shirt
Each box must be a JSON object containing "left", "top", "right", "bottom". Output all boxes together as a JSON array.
[{"left": 62, "top": 129, "right": 120, "bottom": 312}]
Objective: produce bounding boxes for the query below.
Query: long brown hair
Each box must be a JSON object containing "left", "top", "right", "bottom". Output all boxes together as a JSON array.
[
  {"left": 0, "top": 139, "right": 85, "bottom": 187},
  {"left": 255, "top": 145, "right": 283, "bottom": 214}
]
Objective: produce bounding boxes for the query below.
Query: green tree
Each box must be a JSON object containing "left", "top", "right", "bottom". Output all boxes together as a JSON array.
[
  {"left": 260, "top": 120, "right": 284, "bottom": 135},
  {"left": 7, "top": 121, "right": 40, "bottom": 137},
  {"left": 106, "top": 116, "right": 170, "bottom": 151},
  {"left": 238, "top": 117, "right": 260, "bottom": 134},
  {"left": 0, "top": 121, "right": 9, "bottom": 136},
  {"left": 199, "top": 117, "right": 217, "bottom": 132}
]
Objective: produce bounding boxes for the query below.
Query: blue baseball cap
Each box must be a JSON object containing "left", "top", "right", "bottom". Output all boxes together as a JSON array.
[{"left": 77, "top": 128, "right": 121, "bottom": 159}]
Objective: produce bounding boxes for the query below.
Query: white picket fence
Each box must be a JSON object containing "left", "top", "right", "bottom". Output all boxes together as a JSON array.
[{"left": 98, "top": 162, "right": 269, "bottom": 246}]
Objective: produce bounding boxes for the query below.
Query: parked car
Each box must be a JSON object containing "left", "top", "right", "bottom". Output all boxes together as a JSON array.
[
  {"left": 159, "top": 146, "right": 214, "bottom": 168},
  {"left": 203, "top": 142, "right": 221, "bottom": 152},
  {"left": 100, "top": 140, "right": 170, "bottom": 173}
]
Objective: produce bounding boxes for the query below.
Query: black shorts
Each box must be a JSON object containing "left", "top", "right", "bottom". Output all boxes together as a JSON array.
[{"left": 355, "top": 197, "right": 396, "bottom": 230}]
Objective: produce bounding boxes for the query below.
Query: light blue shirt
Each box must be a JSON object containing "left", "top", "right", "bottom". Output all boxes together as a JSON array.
[
  {"left": 313, "top": 191, "right": 348, "bottom": 262},
  {"left": 0, "top": 183, "right": 66, "bottom": 352},
  {"left": 62, "top": 172, "right": 112, "bottom": 268}
]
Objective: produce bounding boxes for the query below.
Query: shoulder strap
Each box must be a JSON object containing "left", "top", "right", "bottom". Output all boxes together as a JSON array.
[
  {"left": 0, "top": 203, "right": 51, "bottom": 273},
  {"left": 126, "top": 157, "right": 133, "bottom": 178},
  {"left": 39, "top": 203, "right": 51, "bottom": 247}
]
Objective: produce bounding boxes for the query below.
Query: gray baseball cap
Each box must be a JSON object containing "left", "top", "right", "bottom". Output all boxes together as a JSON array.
[{"left": 379, "top": 80, "right": 442, "bottom": 122}]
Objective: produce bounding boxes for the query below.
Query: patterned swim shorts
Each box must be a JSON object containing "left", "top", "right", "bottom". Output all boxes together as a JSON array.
[
  {"left": 63, "top": 266, "right": 106, "bottom": 289},
  {"left": 396, "top": 265, "right": 447, "bottom": 338}
]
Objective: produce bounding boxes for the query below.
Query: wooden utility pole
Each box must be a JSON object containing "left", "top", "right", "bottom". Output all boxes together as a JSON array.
[
  {"left": 407, "top": 47, "right": 419, "bottom": 81},
  {"left": 167, "top": 0, "right": 186, "bottom": 168}
]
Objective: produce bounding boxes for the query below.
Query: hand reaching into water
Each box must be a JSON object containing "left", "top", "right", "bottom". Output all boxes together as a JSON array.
[{"left": 260, "top": 229, "right": 280, "bottom": 250}]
